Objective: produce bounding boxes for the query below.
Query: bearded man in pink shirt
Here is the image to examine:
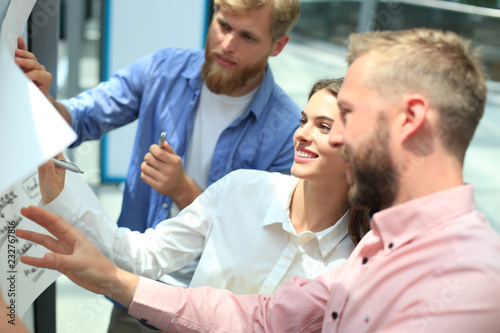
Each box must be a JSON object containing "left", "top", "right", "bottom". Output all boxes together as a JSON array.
[{"left": 16, "top": 28, "right": 500, "bottom": 332}]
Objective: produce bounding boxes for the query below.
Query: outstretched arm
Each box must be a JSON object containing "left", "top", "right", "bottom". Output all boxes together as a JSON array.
[
  {"left": 16, "top": 206, "right": 139, "bottom": 307},
  {"left": 17, "top": 205, "right": 335, "bottom": 332},
  {"left": 37, "top": 150, "right": 212, "bottom": 279},
  {"left": 17, "top": 205, "right": 331, "bottom": 332}
]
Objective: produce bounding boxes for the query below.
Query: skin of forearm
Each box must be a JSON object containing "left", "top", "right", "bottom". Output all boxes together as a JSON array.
[
  {"left": 170, "top": 174, "right": 203, "bottom": 211},
  {"left": 105, "top": 267, "right": 140, "bottom": 308},
  {"left": 47, "top": 95, "right": 72, "bottom": 125}
]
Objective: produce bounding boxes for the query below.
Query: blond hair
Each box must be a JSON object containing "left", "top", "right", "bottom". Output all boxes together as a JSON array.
[
  {"left": 214, "top": 0, "right": 300, "bottom": 41},
  {"left": 346, "top": 28, "right": 487, "bottom": 161}
]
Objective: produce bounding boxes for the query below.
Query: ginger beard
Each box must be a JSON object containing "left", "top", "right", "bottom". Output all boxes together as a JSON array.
[
  {"left": 342, "top": 114, "right": 397, "bottom": 212},
  {"left": 201, "top": 34, "right": 271, "bottom": 95}
]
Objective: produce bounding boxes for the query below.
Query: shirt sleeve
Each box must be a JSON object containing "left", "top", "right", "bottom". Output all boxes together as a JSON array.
[
  {"left": 61, "top": 52, "right": 156, "bottom": 147},
  {"left": 266, "top": 130, "right": 296, "bottom": 174},
  {"left": 128, "top": 268, "right": 342, "bottom": 333},
  {"left": 41, "top": 171, "right": 232, "bottom": 280}
]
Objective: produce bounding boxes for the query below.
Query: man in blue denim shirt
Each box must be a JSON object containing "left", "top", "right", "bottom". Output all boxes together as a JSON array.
[{"left": 16, "top": 0, "right": 301, "bottom": 331}]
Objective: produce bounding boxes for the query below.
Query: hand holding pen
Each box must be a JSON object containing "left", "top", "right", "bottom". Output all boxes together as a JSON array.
[
  {"left": 141, "top": 131, "right": 184, "bottom": 196},
  {"left": 52, "top": 158, "right": 84, "bottom": 174},
  {"left": 38, "top": 154, "right": 70, "bottom": 204}
]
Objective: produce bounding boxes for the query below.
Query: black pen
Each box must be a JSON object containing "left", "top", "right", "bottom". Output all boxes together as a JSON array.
[{"left": 52, "top": 158, "right": 84, "bottom": 174}]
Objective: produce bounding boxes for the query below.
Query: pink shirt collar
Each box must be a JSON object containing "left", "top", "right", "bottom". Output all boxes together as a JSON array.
[{"left": 370, "top": 184, "right": 476, "bottom": 252}]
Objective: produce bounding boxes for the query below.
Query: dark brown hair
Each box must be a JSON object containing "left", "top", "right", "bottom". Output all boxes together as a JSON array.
[{"left": 309, "top": 78, "right": 370, "bottom": 245}]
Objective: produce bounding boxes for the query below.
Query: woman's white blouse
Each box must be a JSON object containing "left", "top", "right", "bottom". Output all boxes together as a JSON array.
[{"left": 44, "top": 169, "right": 354, "bottom": 296}]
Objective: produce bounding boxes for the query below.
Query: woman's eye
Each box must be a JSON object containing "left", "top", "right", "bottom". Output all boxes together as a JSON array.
[
  {"left": 299, "top": 118, "right": 307, "bottom": 125},
  {"left": 320, "top": 124, "right": 331, "bottom": 132}
]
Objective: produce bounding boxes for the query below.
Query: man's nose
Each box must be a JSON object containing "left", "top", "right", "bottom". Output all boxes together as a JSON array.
[
  {"left": 328, "top": 130, "right": 343, "bottom": 148},
  {"left": 221, "top": 33, "right": 237, "bottom": 53}
]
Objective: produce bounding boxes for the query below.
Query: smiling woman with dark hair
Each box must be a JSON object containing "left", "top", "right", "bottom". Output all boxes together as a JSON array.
[
  {"left": 13, "top": 28, "right": 500, "bottom": 333},
  {"left": 30, "top": 78, "right": 368, "bottom": 297},
  {"left": 11, "top": 78, "right": 371, "bottom": 333}
]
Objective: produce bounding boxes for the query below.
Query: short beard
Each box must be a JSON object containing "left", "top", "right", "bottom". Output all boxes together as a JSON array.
[
  {"left": 344, "top": 114, "right": 397, "bottom": 212},
  {"left": 201, "top": 41, "right": 269, "bottom": 95}
]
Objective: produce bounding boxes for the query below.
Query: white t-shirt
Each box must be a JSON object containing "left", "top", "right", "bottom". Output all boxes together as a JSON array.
[{"left": 169, "top": 83, "right": 257, "bottom": 217}]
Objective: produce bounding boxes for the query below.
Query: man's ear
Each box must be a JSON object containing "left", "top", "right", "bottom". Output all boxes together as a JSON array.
[
  {"left": 400, "top": 93, "right": 428, "bottom": 142},
  {"left": 270, "top": 34, "right": 290, "bottom": 57}
]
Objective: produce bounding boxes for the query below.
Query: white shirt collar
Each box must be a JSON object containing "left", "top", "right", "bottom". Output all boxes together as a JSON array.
[{"left": 261, "top": 176, "right": 350, "bottom": 257}]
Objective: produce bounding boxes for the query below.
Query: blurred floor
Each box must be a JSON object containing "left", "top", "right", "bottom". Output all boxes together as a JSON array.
[{"left": 53, "top": 33, "right": 500, "bottom": 332}]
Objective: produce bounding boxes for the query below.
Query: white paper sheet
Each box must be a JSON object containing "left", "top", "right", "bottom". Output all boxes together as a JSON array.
[
  {"left": 0, "top": 171, "right": 61, "bottom": 319},
  {"left": 0, "top": 15, "right": 78, "bottom": 322},
  {"left": 0, "top": 36, "right": 77, "bottom": 193},
  {"left": 0, "top": 167, "right": 109, "bottom": 319},
  {"left": 0, "top": 0, "right": 36, "bottom": 57}
]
